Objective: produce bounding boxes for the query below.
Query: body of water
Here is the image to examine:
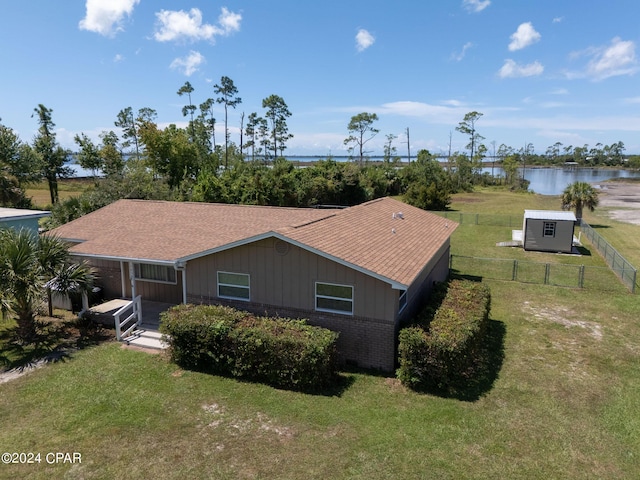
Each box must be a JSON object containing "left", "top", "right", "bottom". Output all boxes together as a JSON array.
[
  {"left": 65, "top": 159, "right": 640, "bottom": 197},
  {"left": 483, "top": 166, "right": 640, "bottom": 195}
]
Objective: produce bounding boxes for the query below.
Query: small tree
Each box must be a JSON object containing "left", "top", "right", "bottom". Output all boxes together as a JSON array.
[
  {"left": 214, "top": 76, "right": 242, "bottom": 168},
  {"left": 561, "top": 181, "right": 599, "bottom": 224},
  {"left": 344, "top": 112, "right": 379, "bottom": 165},
  {"left": 262, "top": 94, "right": 292, "bottom": 160},
  {"left": 456, "top": 111, "right": 484, "bottom": 165},
  {"left": 0, "top": 230, "right": 94, "bottom": 342}
]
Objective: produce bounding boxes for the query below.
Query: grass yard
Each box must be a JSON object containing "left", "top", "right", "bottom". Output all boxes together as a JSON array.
[
  {"left": 25, "top": 178, "right": 92, "bottom": 209},
  {"left": 1, "top": 189, "right": 640, "bottom": 479}
]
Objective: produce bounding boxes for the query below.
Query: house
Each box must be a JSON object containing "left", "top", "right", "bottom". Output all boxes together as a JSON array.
[
  {"left": 0, "top": 207, "right": 50, "bottom": 234},
  {"left": 521, "top": 210, "right": 577, "bottom": 254},
  {"left": 48, "top": 197, "right": 457, "bottom": 371}
]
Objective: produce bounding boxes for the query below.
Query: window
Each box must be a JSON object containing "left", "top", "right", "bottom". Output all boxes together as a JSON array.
[
  {"left": 134, "top": 263, "right": 176, "bottom": 284},
  {"left": 315, "top": 282, "right": 353, "bottom": 315},
  {"left": 217, "top": 272, "right": 250, "bottom": 301},
  {"left": 543, "top": 222, "right": 556, "bottom": 238},
  {"left": 398, "top": 290, "right": 407, "bottom": 313}
]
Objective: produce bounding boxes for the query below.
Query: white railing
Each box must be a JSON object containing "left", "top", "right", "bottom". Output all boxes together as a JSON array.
[{"left": 114, "top": 295, "right": 142, "bottom": 341}]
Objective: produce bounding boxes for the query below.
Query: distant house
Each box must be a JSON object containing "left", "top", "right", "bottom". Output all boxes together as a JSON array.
[
  {"left": 521, "top": 210, "right": 577, "bottom": 254},
  {"left": 0, "top": 207, "right": 50, "bottom": 234},
  {"left": 48, "top": 197, "right": 457, "bottom": 371}
]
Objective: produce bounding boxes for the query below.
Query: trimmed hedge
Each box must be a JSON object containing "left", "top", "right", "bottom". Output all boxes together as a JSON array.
[
  {"left": 397, "top": 280, "right": 491, "bottom": 391},
  {"left": 160, "top": 304, "right": 339, "bottom": 391}
]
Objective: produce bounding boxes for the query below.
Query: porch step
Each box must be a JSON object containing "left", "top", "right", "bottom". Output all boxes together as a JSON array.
[{"left": 123, "top": 329, "right": 168, "bottom": 350}]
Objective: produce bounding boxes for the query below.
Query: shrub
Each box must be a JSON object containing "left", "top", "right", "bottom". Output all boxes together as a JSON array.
[
  {"left": 160, "top": 304, "right": 339, "bottom": 391},
  {"left": 397, "top": 280, "right": 491, "bottom": 392},
  {"left": 160, "top": 304, "right": 246, "bottom": 372}
]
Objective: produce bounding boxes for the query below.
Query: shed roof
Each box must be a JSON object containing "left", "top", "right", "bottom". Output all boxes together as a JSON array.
[
  {"left": 0, "top": 207, "right": 50, "bottom": 222},
  {"left": 524, "top": 210, "right": 576, "bottom": 221},
  {"left": 48, "top": 197, "right": 457, "bottom": 288}
]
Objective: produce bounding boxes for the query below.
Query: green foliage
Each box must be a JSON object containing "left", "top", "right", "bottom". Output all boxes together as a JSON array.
[
  {"left": 561, "top": 181, "right": 599, "bottom": 222},
  {"left": 402, "top": 150, "right": 452, "bottom": 210},
  {"left": 397, "top": 280, "right": 491, "bottom": 393},
  {"left": 0, "top": 229, "right": 94, "bottom": 342},
  {"left": 344, "top": 112, "right": 379, "bottom": 163},
  {"left": 160, "top": 304, "right": 339, "bottom": 391}
]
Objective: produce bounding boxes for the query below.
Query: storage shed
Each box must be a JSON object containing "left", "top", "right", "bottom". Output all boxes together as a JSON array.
[
  {"left": 522, "top": 210, "right": 577, "bottom": 254},
  {"left": 0, "top": 207, "right": 50, "bottom": 234}
]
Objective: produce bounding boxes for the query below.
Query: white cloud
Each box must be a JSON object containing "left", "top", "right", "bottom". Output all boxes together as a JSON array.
[
  {"left": 463, "top": 0, "right": 491, "bottom": 13},
  {"left": 113, "top": 54, "right": 124, "bottom": 63},
  {"left": 154, "top": 7, "right": 241, "bottom": 43},
  {"left": 170, "top": 51, "right": 205, "bottom": 76},
  {"left": 508, "top": 22, "right": 541, "bottom": 51},
  {"left": 355, "top": 29, "right": 375, "bottom": 52},
  {"left": 552, "top": 17, "right": 563, "bottom": 23},
  {"left": 498, "top": 59, "right": 544, "bottom": 78},
  {"left": 585, "top": 37, "right": 637, "bottom": 81},
  {"left": 623, "top": 96, "right": 640, "bottom": 104},
  {"left": 550, "top": 88, "right": 569, "bottom": 95},
  {"left": 79, "top": 0, "right": 139, "bottom": 37},
  {"left": 451, "top": 42, "right": 473, "bottom": 61}
]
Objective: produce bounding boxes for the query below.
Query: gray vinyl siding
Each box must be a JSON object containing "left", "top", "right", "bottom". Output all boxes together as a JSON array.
[
  {"left": 398, "top": 240, "right": 451, "bottom": 323},
  {"left": 186, "top": 237, "right": 397, "bottom": 321},
  {"left": 122, "top": 262, "right": 183, "bottom": 304},
  {"left": 80, "top": 258, "right": 123, "bottom": 300},
  {"left": 523, "top": 218, "right": 574, "bottom": 253}
]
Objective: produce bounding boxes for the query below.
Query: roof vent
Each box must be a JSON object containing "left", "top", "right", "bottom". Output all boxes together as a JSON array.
[{"left": 274, "top": 239, "right": 290, "bottom": 256}]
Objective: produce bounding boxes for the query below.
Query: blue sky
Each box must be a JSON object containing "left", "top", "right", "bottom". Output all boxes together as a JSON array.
[{"left": 1, "top": 0, "right": 639, "bottom": 156}]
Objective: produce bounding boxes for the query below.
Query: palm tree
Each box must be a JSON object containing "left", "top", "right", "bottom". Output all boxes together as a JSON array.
[
  {"left": 0, "top": 229, "right": 94, "bottom": 342},
  {"left": 561, "top": 181, "right": 599, "bottom": 224},
  {"left": 0, "top": 229, "right": 44, "bottom": 341}
]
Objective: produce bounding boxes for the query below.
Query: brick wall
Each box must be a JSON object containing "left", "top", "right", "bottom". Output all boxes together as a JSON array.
[{"left": 187, "top": 294, "right": 397, "bottom": 372}]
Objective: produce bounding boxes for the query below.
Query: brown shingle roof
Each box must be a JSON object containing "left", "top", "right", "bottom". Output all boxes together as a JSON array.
[
  {"left": 49, "top": 199, "right": 335, "bottom": 262},
  {"left": 49, "top": 197, "right": 457, "bottom": 287},
  {"left": 280, "top": 197, "right": 457, "bottom": 286}
]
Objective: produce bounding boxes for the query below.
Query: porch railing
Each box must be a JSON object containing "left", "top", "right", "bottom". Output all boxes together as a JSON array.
[{"left": 114, "top": 295, "right": 142, "bottom": 341}]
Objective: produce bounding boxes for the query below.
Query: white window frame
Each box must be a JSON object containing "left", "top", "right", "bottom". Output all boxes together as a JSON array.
[
  {"left": 217, "top": 271, "right": 250, "bottom": 301},
  {"left": 543, "top": 222, "right": 556, "bottom": 238},
  {"left": 398, "top": 290, "right": 408, "bottom": 313},
  {"left": 315, "top": 282, "right": 353, "bottom": 315},
  {"left": 134, "top": 263, "right": 176, "bottom": 284}
]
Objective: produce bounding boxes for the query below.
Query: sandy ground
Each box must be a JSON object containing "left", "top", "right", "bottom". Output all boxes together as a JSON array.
[{"left": 594, "top": 181, "right": 640, "bottom": 225}]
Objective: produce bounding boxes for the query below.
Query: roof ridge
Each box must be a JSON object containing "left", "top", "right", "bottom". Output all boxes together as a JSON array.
[{"left": 289, "top": 212, "right": 337, "bottom": 228}]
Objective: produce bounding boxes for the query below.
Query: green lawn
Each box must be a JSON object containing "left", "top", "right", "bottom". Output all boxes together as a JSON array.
[
  {"left": 1, "top": 189, "right": 640, "bottom": 479},
  {"left": 25, "top": 178, "right": 92, "bottom": 209}
]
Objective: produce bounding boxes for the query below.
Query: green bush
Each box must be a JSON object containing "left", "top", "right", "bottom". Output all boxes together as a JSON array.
[
  {"left": 160, "top": 304, "right": 246, "bottom": 372},
  {"left": 160, "top": 304, "right": 339, "bottom": 391},
  {"left": 397, "top": 280, "right": 491, "bottom": 392}
]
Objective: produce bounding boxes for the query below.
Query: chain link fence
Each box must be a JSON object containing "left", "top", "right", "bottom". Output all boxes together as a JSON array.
[
  {"left": 580, "top": 221, "right": 637, "bottom": 293},
  {"left": 436, "top": 211, "right": 523, "bottom": 227},
  {"left": 449, "top": 255, "right": 624, "bottom": 292}
]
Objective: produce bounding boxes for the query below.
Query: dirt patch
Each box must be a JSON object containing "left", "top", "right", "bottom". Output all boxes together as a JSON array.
[
  {"left": 201, "top": 403, "right": 294, "bottom": 442},
  {"left": 522, "top": 301, "right": 603, "bottom": 340},
  {"left": 454, "top": 197, "right": 483, "bottom": 203},
  {"left": 595, "top": 181, "right": 640, "bottom": 225}
]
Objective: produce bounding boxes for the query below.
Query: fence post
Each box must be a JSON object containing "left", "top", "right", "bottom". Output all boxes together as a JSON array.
[
  {"left": 475, "top": 213, "right": 479, "bottom": 225},
  {"left": 579, "top": 265, "right": 585, "bottom": 288},
  {"left": 512, "top": 260, "right": 518, "bottom": 281},
  {"left": 632, "top": 269, "right": 637, "bottom": 294},
  {"left": 544, "top": 264, "right": 550, "bottom": 285}
]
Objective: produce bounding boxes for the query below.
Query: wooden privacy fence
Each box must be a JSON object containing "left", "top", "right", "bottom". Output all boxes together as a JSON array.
[
  {"left": 580, "top": 221, "right": 637, "bottom": 293},
  {"left": 449, "top": 255, "right": 627, "bottom": 292}
]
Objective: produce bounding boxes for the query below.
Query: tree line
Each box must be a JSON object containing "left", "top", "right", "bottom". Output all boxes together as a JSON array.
[{"left": 1, "top": 76, "right": 637, "bottom": 225}]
